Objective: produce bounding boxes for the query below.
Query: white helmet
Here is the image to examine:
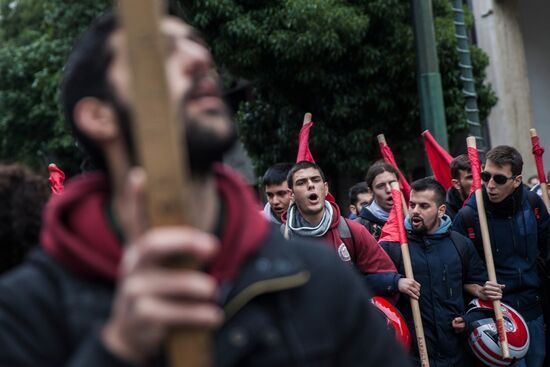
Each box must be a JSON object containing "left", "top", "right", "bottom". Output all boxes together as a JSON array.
[{"left": 466, "top": 299, "right": 530, "bottom": 367}]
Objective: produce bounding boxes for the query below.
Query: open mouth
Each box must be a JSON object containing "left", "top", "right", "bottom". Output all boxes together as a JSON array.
[
  {"left": 307, "top": 193, "right": 319, "bottom": 203},
  {"left": 411, "top": 216, "right": 423, "bottom": 226},
  {"left": 187, "top": 80, "right": 223, "bottom": 110}
]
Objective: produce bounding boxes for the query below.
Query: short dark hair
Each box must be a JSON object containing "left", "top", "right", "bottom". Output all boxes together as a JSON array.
[
  {"left": 450, "top": 154, "right": 471, "bottom": 179},
  {"left": 410, "top": 177, "right": 446, "bottom": 207},
  {"left": 62, "top": 13, "right": 118, "bottom": 171},
  {"left": 0, "top": 164, "right": 50, "bottom": 273},
  {"left": 262, "top": 162, "right": 293, "bottom": 187},
  {"left": 62, "top": 3, "right": 185, "bottom": 171},
  {"left": 365, "top": 161, "right": 399, "bottom": 190},
  {"left": 287, "top": 161, "right": 326, "bottom": 189},
  {"left": 486, "top": 145, "right": 523, "bottom": 176},
  {"left": 349, "top": 182, "right": 369, "bottom": 206}
]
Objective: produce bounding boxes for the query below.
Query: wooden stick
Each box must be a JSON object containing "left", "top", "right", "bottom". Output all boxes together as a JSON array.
[
  {"left": 378, "top": 134, "right": 409, "bottom": 216},
  {"left": 530, "top": 129, "right": 550, "bottom": 212},
  {"left": 117, "top": 1, "right": 210, "bottom": 366},
  {"left": 303, "top": 112, "right": 312, "bottom": 127},
  {"left": 391, "top": 182, "right": 429, "bottom": 367},
  {"left": 466, "top": 137, "right": 510, "bottom": 359}
]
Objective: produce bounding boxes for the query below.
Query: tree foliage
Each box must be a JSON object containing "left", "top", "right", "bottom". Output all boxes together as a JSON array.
[
  {"left": 0, "top": 0, "right": 496, "bottom": 183},
  {"left": 180, "top": 0, "right": 496, "bottom": 183},
  {"left": 0, "top": 0, "right": 110, "bottom": 174}
]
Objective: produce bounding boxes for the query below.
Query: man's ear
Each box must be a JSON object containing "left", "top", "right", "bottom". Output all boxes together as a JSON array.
[
  {"left": 324, "top": 182, "right": 329, "bottom": 193},
  {"left": 438, "top": 203, "right": 447, "bottom": 218},
  {"left": 349, "top": 205, "right": 357, "bottom": 215},
  {"left": 73, "top": 97, "right": 119, "bottom": 142},
  {"left": 513, "top": 174, "right": 523, "bottom": 189}
]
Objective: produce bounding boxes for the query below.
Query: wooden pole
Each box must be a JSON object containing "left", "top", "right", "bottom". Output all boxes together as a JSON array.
[
  {"left": 529, "top": 128, "right": 550, "bottom": 212},
  {"left": 117, "top": 1, "right": 210, "bottom": 366},
  {"left": 390, "top": 182, "right": 429, "bottom": 367},
  {"left": 378, "top": 134, "right": 409, "bottom": 217},
  {"left": 466, "top": 137, "right": 510, "bottom": 359}
]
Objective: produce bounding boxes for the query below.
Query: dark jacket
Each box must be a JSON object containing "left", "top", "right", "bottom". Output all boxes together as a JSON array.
[
  {"left": 452, "top": 185, "right": 550, "bottom": 321},
  {"left": 354, "top": 205, "right": 387, "bottom": 241},
  {"left": 380, "top": 216, "right": 487, "bottom": 367},
  {"left": 0, "top": 235, "right": 411, "bottom": 367},
  {"left": 0, "top": 167, "right": 410, "bottom": 367},
  {"left": 445, "top": 187, "right": 465, "bottom": 220}
]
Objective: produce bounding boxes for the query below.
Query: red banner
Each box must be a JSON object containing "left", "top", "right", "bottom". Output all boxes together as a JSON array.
[{"left": 423, "top": 130, "right": 453, "bottom": 189}]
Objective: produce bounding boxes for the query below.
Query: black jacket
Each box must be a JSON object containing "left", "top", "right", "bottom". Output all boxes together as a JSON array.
[
  {"left": 445, "top": 187, "right": 464, "bottom": 220},
  {"left": 380, "top": 219, "right": 487, "bottom": 367},
  {"left": 0, "top": 229, "right": 410, "bottom": 367},
  {"left": 354, "top": 206, "right": 387, "bottom": 241}
]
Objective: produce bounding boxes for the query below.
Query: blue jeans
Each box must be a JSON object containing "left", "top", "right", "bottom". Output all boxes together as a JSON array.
[{"left": 513, "top": 315, "right": 546, "bottom": 367}]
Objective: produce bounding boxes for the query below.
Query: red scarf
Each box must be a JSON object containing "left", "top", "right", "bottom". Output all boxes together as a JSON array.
[{"left": 41, "top": 164, "right": 269, "bottom": 283}]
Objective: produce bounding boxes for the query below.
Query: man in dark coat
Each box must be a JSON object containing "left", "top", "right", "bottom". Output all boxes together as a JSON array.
[
  {"left": 380, "top": 178, "right": 502, "bottom": 367},
  {"left": 0, "top": 9, "right": 409, "bottom": 367},
  {"left": 453, "top": 146, "right": 550, "bottom": 367}
]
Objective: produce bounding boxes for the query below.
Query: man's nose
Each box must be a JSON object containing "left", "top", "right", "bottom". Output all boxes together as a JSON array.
[{"left": 385, "top": 183, "right": 392, "bottom": 193}]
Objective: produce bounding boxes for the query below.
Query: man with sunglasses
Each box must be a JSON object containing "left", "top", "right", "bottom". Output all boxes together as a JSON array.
[{"left": 453, "top": 145, "right": 550, "bottom": 367}]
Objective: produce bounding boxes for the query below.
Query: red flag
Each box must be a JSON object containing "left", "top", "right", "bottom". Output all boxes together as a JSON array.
[
  {"left": 297, "top": 121, "right": 316, "bottom": 163},
  {"left": 463, "top": 146, "right": 482, "bottom": 205},
  {"left": 379, "top": 187, "right": 407, "bottom": 244},
  {"left": 48, "top": 163, "right": 65, "bottom": 195},
  {"left": 379, "top": 140, "right": 411, "bottom": 203},
  {"left": 297, "top": 120, "right": 335, "bottom": 203},
  {"left": 422, "top": 130, "right": 453, "bottom": 189},
  {"left": 531, "top": 135, "right": 547, "bottom": 184}
]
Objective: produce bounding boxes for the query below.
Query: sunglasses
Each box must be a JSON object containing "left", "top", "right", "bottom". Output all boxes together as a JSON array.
[{"left": 480, "top": 171, "right": 516, "bottom": 185}]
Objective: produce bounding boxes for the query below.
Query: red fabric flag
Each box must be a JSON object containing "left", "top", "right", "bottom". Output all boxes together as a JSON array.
[
  {"left": 531, "top": 135, "right": 547, "bottom": 184},
  {"left": 422, "top": 130, "right": 453, "bottom": 189},
  {"left": 466, "top": 146, "right": 482, "bottom": 206},
  {"left": 297, "top": 121, "right": 316, "bottom": 163},
  {"left": 48, "top": 163, "right": 65, "bottom": 195},
  {"left": 297, "top": 120, "right": 335, "bottom": 203},
  {"left": 379, "top": 141, "right": 411, "bottom": 203},
  {"left": 379, "top": 187, "right": 407, "bottom": 244}
]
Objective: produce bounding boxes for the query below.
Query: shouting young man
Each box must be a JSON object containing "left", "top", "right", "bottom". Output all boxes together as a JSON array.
[
  {"left": 381, "top": 178, "right": 502, "bottom": 367},
  {"left": 285, "top": 160, "right": 415, "bottom": 299}
]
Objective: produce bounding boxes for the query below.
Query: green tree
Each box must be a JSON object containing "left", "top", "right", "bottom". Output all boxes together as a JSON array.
[
  {"left": 0, "top": 0, "right": 109, "bottom": 174},
  {"left": 0, "top": 0, "right": 495, "bottom": 187},
  {"left": 181, "top": 0, "right": 496, "bottom": 188}
]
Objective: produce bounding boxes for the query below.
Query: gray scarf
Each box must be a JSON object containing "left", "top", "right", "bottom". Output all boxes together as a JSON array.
[
  {"left": 287, "top": 201, "right": 333, "bottom": 238},
  {"left": 263, "top": 202, "right": 283, "bottom": 225},
  {"left": 368, "top": 200, "right": 390, "bottom": 221}
]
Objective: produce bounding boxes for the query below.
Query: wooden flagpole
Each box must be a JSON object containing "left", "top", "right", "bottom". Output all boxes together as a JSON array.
[
  {"left": 529, "top": 128, "right": 550, "bottom": 212},
  {"left": 466, "top": 137, "right": 510, "bottom": 359},
  {"left": 117, "top": 1, "right": 210, "bottom": 366},
  {"left": 378, "top": 134, "right": 409, "bottom": 217},
  {"left": 390, "top": 181, "right": 429, "bottom": 367}
]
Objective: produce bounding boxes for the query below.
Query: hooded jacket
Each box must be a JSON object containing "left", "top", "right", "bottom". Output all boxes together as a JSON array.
[
  {"left": 0, "top": 165, "right": 410, "bottom": 367},
  {"left": 381, "top": 216, "right": 487, "bottom": 367},
  {"left": 453, "top": 185, "right": 550, "bottom": 321},
  {"left": 287, "top": 201, "right": 401, "bottom": 298},
  {"left": 445, "top": 186, "right": 465, "bottom": 220}
]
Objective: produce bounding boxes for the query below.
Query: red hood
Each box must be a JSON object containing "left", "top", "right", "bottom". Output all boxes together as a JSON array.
[{"left": 40, "top": 164, "right": 270, "bottom": 283}]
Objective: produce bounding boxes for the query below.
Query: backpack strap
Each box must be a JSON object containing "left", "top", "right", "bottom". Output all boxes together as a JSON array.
[
  {"left": 460, "top": 205, "right": 477, "bottom": 242},
  {"left": 337, "top": 216, "right": 352, "bottom": 239}
]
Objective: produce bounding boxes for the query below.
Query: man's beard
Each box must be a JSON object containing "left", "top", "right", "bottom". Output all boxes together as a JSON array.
[
  {"left": 185, "top": 112, "right": 238, "bottom": 175},
  {"left": 410, "top": 216, "right": 438, "bottom": 235},
  {"left": 114, "top": 98, "right": 238, "bottom": 176}
]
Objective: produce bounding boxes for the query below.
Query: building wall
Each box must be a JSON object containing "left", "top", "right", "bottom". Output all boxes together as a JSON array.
[
  {"left": 518, "top": 0, "right": 550, "bottom": 171},
  {"left": 470, "top": 0, "right": 537, "bottom": 177}
]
